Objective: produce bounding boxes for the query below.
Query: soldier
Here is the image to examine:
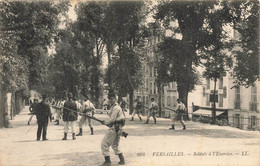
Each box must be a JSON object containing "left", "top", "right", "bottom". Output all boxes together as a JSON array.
[
  {"left": 76, "top": 94, "right": 95, "bottom": 136},
  {"left": 169, "top": 98, "right": 186, "bottom": 130},
  {"left": 54, "top": 98, "right": 66, "bottom": 125},
  {"left": 62, "top": 93, "right": 78, "bottom": 140},
  {"left": 100, "top": 92, "right": 126, "bottom": 166},
  {"left": 130, "top": 98, "right": 142, "bottom": 121},
  {"left": 35, "top": 95, "right": 52, "bottom": 141},
  {"left": 119, "top": 97, "right": 127, "bottom": 117},
  {"left": 27, "top": 98, "right": 38, "bottom": 125},
  {"left": 102, "top": 98, "right": 108, "bottom": 114},
  {"left": 144, "top": 98, "right": 158, "bottom": 124}
]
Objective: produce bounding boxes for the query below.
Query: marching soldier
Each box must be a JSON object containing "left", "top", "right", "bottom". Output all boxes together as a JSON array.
[
  {"left": 169, "top": 98, "right": 186, "bottom": 130},
  {"left": 62, "top": 93, "right": 78, "bottom": 140},
  {"left": 144, "top": 98, "right": 158, "bottom": 124},
  {"left": 27, "top": 98, "right": 38, "bottom": 125},
  {"left": 76, "top": 94, "right": 95, "bottom": 136},
  {"left": 35, "top": 95, "right": 51, "bottom": 141},
  {"left": 130, "top": 99, "right": 142, "bottom": 121},
  {"left": 100, "top": 92, "right": 126, "bottom": 166}
]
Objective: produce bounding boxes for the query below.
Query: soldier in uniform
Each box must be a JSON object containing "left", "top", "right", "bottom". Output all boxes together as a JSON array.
[
  {"left": 76, "top": 94, "right": 95, "bottom": 136},
  {"left": 169, "top": 98, "right": 186, "bottom": 130},
  {"left": 130, "top": 98, "right": 142, "bottom": 121},
  {"left": 35, "top": 95, "right": 51, "bottom": 141},
  {"left": 144, "top": 98, "right": 158, "bottom": 124},
  {"left": 62, "top": 93, "right": 78, "bottom": 140},
  {"left": 100, "top": 92, "right": 126, "bottom": 166},
  {"left": 54, "top": 97, "right": 66, "bottom": 125},
  {"left": 27, "top": 98, "right": 38, "bottom": 125},
  {"left": 119, "top": 97, "right": 127, "bottom": 117}
]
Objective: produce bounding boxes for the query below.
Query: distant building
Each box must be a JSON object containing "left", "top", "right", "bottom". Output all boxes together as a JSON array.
[
  {"left": 190, "top": 28, "right": 259, "bottom": 130},
  {"left": 134, "top": 22, "right": 178, "bottom": 117}
]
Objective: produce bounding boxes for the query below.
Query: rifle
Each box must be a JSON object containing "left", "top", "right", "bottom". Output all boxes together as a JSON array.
[{"left": 50, "top": 105, "right": 128, "bottom": 138}]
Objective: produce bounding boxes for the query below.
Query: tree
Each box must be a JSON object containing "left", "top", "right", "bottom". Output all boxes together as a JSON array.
[{"left": 230, "top": 0, "right": 259, "bottom": 87}]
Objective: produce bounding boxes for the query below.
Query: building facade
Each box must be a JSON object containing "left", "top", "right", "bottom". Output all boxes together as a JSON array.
[{"left": 134, "top": 22, "right": 178, "bottom": 117}]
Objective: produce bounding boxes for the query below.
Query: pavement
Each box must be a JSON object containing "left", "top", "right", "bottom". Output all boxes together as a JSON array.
[{"left": 0, "top": 106, "right": 259, "bottom": 166}]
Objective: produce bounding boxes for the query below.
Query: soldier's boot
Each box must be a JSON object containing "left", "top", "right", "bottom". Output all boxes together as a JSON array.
[
  {"left": 183, "top": 125, "right": 186, "bottom": 130},
  {"left": 90, "top": 127, "right": 94, "bottom": 135},
  {"left": 154, "top": 118, "right": 156, "bottom": 124},
  {"left": 118, "top": 153, "right": 125, "bottom": 165},
  {"left": 72, "top": 133, "right": 76, "bottom": 140},
  {"left": 130, "top": 117, "right": 134, "bottom": 121},
  {"left": 169, "top": 125, "right": 175, "bottom": 130},
  {"left": 62, "top": 133, "right": 67, "bottom": 140},
  {"left": 27, "top": 121, "right": 30, "bottom": 125},
  {"left": 139, "top": 117, "right": 142, "bottom": 121},
  {"left": 76, "top": 128, "right": 82, "bottom": 136},
  {"left": 100, "top": 156, "right": 111, "bottom": 166},
  {"left": 144, "top": 119, "right": 149, "bottom": 124},
  {"left": 54, "top": 120, "right": 59, "bottom": 125}
]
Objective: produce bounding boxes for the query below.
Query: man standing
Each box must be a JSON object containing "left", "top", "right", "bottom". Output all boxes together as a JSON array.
[
  {"left": 27, "top": 98, "right": 38, "bottom": 125},
  {"left": 35, "top": 95, "right": 51, "bottom": 141},
  {"left": 54, "top": 98, "right": 66, "bottom": 125},
  {"left": 62, "top": 93, "right": 78, "bottom": 140},
  {"left": 130, "top": 99, "right": 142, "bottom": 121},
  {"left": 100, "top": 92, "right": 125, "bottom": 166},
  {"left": 76, "top": 94, "right": 95, "bottom": 136},
  {"left": 169, "top": 99, "right": 186, "bottom": 130},
  {"left": 144, "top": 98, "right": 158, "bottom": 124}
]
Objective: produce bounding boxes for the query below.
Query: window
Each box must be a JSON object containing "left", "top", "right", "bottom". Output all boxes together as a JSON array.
[
  {"left": 162, "top": 97, "right": 165, "bottom": 107},
  {"left": 219, "top": 77, "right": 223, "bottom": 89},
  {"left": 234, "top": 87, "right": 240, "bottom": 109},
  {"left": 206, "top": 94, "right": 210, "bottom": 106},
  {"left": 167, "top": 96, "right": 171, "bottom": 107},
  {"left": 250, "top": 86, "right": 258, "bottom": 111},
  {"left": 206, "top": 78, "right": 210, "bottom": 89},
  {"left": 249, "top": 116, "right": 257, "bottom": 129},
  {"left": 146, "top": 79, "right": 148, "bottom": 92},
  {"left": 151, "top": 66, "right": 153, "bottom": 77},
  {"left": 219, "top": 94, "right": 223, "bottom": 107},
  {"left": 154, "top": 82, "right": 157, "bottom": 94},
  {"left": 154, "top": 67, "right": 157, "bottom": 77},
  {"left": 150, "top": 82, "right": 153, "bottom": 94}
]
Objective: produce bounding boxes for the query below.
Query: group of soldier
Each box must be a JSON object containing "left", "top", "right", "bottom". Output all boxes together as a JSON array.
[{"left": 27, "top": 91, "right": 186, "bottom": 166}]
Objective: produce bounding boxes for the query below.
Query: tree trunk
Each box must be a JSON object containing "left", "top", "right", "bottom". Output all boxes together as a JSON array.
[
  {"left": 157, "top": 83, "right": 162, "bottom": 117},
  {"left": 129, "top": 89, "right": 134, "bottom": 115},
  {"left": 212, "top": 77, "right": 217, "bottom": 124},
  {"left": 0, "top": 89, "right": 9, "bottom": 128}
]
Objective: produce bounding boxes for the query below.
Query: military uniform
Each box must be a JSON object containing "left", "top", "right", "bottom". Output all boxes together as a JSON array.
[
  {"left": 145, "top": 100, "right": 157, "bottom": 124},
  {"left": 130, "top": 100, "right": 142, "bottom": 121},
  {"left": 170, "top": 101, "right": 186, "bottom": 130},
  {"left": 77, "top": 99, "right": 95, "bottom": 135},
  {"left": 27, "top": 100, "right": 38, "bottom": 125},
  {"left": 62, "top": 98, "right": 78, "bottom": 140},
  {"left": 101, "top": 102, "right": 125, "bottom": 165}
]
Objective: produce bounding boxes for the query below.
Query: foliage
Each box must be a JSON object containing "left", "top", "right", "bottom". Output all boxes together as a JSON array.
[{"left": 230, "top": 0, "right": 259, "bottom": 87}]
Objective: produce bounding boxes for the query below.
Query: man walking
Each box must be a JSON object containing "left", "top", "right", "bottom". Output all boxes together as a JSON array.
[
  {"left": 76, "top": 94, "right": 95, "bottom": 136},
  {"left": 169, "top": 99, "right": 186, "bottom": 130},
  {"left": 130, "top": 98, "right": 142, "bottom": 121},
  {"left": 144, "top": 98, "right": 158, "bottom": 124},
  {"left": 100, "top": 92, "right": 126, "bottom": 166},
  {"left": 27, "top": 98, "right": 38, "bottom": 125},
  {"left": 35, "top": 95, "right": 51, "bottom": 141},
  {"left": 62, "top": 93, "right": 78, "bottom": 140}
]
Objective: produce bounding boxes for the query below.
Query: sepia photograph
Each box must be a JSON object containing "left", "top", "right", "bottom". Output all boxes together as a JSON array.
[{"left": 0, "top": 0, "right": 259, "bottom": 166}]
